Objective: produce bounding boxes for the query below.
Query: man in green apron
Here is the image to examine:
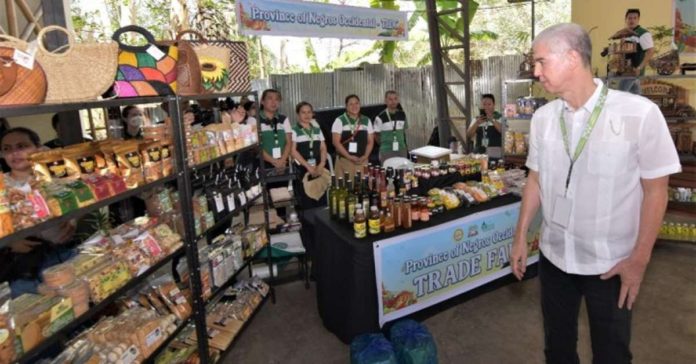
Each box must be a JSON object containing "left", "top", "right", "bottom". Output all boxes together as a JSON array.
[{"left": 374, "top": 90, "right": 408, "bottom": 164}]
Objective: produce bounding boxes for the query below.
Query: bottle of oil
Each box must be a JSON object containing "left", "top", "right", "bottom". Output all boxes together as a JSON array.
[
  {"left": 329, "top": 174, "right": 338, "bottom": 219},
  {"left": 337, "top": 177, "right": 347, "bottom": 220},
  {"left": 368, "top": 206, "right": 381, "bottom": 235},
  {"left": 346, "top": 179, "right": 357, "bottom": 223},
  {"left": 354, "top": 205, "right": 367, "bottom": 239}
]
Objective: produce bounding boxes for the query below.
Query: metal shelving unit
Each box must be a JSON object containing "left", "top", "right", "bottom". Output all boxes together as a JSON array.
[
  {"left": 501, "top": 79, "right": 536, "bottom": 164},
  {"left": 2, "top": 91, "right": 274, "bottom": 364}
]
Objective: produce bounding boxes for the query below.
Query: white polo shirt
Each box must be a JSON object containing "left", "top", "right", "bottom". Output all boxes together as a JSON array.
[{"left": 526, "top": 79, "right": 681, "bottom": 275}]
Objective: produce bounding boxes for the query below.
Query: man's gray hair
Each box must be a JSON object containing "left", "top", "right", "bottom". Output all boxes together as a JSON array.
[{"left": 533, "top": 23, "right": 592, "bottom": 68}]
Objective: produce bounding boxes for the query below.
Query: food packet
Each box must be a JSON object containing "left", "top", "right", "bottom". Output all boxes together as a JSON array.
[{"left": 115, "top": 141, "right": 144, "bottom": 189}]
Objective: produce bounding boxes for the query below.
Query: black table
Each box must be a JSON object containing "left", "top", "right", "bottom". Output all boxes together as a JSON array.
[{"left": 310, "top": 194, "right": 523, "bottom": 344}]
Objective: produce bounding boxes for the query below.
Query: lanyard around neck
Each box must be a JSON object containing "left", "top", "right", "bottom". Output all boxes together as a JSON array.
[
  {"left": 344, "top": 113, "right": 361, "bottom": 134},
  {"left": 299, "top": 123, "right": 315, "bottom": 149},
  {"left": 559, "top": 85, "right": 608, "bottom": 194}
]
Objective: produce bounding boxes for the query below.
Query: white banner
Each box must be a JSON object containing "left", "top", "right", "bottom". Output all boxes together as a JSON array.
[{"left": 236, "top": 0, "right": 408, "bottom": 40}]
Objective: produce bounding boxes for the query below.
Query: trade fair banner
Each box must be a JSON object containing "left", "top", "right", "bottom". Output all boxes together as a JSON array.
[
  {"left": 373, "top": 202, "right": 541, "bottom": 327},
  {"left": 236, "top": 0, "right": 408, "bottom": 40}
]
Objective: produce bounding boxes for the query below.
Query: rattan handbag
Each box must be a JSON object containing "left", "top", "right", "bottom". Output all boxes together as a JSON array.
[
  {"left": 160, "top": 31, "right": 202, "bottom": 95},
  {"left": 0, "top": 35, "right": 47, "bottom": 106},
  {"left": 36, "top": 26, "right": 118, "bottom": 104}
]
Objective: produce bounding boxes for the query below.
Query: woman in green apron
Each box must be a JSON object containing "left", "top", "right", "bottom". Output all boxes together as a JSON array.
[
  {"left": 331, "top": 94, "right": 374, "bottom": 179},
  {"left": 291, "top": 102, "right": 328, "bottom": 209}
]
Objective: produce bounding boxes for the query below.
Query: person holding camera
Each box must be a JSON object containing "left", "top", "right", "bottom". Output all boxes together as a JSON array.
[{"left": 466, "top": 94, "right": 504, "bottom": 157}]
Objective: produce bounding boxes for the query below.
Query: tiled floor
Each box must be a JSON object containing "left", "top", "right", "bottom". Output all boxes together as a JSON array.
[{"left": 223, "top": 241, "right": 696, "bottom": 363}]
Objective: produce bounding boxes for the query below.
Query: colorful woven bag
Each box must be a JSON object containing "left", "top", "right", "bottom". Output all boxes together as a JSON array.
[{"left": 112, "top": 25, "right": 178, "bottom": 97}]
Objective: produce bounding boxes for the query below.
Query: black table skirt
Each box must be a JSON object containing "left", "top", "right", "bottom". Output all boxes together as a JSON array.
[{"left": 308, "top": 194, "right": 521, "bottom": 344}]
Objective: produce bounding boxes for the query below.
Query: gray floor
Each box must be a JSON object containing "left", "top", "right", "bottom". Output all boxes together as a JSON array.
[{"left": 223, "top": 242, "right": 696, "bottom": 364}]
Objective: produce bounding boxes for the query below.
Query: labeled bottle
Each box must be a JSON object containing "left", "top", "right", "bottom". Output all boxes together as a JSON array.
[
  {"left": 368, "top": 206, "right": 381, "bottom": 235},
  {"left": 362, "top": 177, "right": 371, "bottom": 212},
  {"left": 411, "top": 197, "right": 420, "bottom": 222},
  {"left": 337, "top": 177, "right": 347, "bottom": 220},
  {"left": 394, "top": 198, "right": 402, "bottom": 228},
  {"left": 346, "top": 179, "right": 357, "bottom": 223},
  {"left": 384, "top": 208, "right": 395, "bottom": 233},
  {"left": 379, "top": 170, "right": 388, "bottom": 209},
  {"left": 329, "top": 174, "right": 338, "bottom": 219},
  {"left": 387, "top": 177, "right": 396, "bottom": 200},
  {"left": 402, "top": 197, "right": 412, "bottom": 229},
  {"left": 354, "top": 206, "right": 367, "bottom": 239},
  {"left": 420, "top": 197, "right": 431, "bottom": 222}
]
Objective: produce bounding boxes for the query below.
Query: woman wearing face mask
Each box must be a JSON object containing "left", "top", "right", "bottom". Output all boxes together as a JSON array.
[
  {"left": 122, "top": 105, "right": 146, "bottom": 139},
  {"left": 0, "top": 128, "right": 77, "bottom": 297}
]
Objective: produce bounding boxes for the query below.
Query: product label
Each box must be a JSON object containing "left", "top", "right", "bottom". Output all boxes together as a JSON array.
[
  {"left": 354, "top": 221, "right": 367, "bottom": 238},
  {"left": 161, "top": 145, "right": 171, "bottom": 159},
  {"left": 125, "top": 151, "right": 142, "bottom": 168},
  {"left": 227, "top": 194, "right": 236, "bottom": 211},
  {"left": 145, "top": 327, "right": 162, "bottom": 348},
  {"left": 47, "top": 160, "right": 67, "bottom": 178},
  {"left": 238, "top": 193, "right": 247, "bottom": 206},
  {"left": 13, "top": 48, "right": 34, "bottom": 69},
  {"left": 120, "top": 346, "right": 140, "bottom": 364},
  {"left": 214, "top": 193, "right": 225, "bottom": 213},
  {"left": 368, "top": 218, "right": 381, "bottom": 235},
  {"left": 338, "top": 200, "right": 346, "bottom": 219},
  {"left": 77, "top": 156, "right": 96, "bottom": 174},
  {"left": 347, "top": 203, "right": 355, "bottom": 223},
  {"left": 0, "top": 329, "right": 9, "bottom": 344},
  {"left": 147, "top": 147, "right": 161, "bottom": 162},
  {"left": 48, "top": 298, "right": 75, "bottom": 336}
]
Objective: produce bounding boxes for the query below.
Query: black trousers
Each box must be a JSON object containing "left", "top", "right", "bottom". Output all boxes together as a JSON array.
[{"left": 539, "top": 253, "right": 632, "bottom": 364}]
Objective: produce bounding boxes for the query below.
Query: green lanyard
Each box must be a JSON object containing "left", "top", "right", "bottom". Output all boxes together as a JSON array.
[
  {"left": 559, "top": 85, "right": 608, "bottom": 195},
  {"left": 299, "top": 124, "right": 315, "bottom": 150},
  {"left": 344, "top": 113, "right": 361, "bottom": 134},
  {"left": 385, "top": 109, "right": 399, "bottom": 141}
]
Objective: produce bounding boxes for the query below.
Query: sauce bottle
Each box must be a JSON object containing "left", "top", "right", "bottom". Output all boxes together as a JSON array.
[
  {"left": 354, "top": 207, "right": 367, "bottom": 239},
  {"left": 368, "top": 206, "right": 381, "bottom": 235},
  {"left": 384, "top": 208, "right": 395, "bottom": 233},
  {"left": 401, "top": 197, "right": 412, "bottom": 229}
]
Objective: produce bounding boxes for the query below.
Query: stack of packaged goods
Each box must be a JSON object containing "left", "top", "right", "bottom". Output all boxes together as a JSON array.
[
  {"left": 154, "top": 277, "right": 269, "bottom": 363},
  {"left": 204, "top": 226, "right": 269, "bottom": 290},
  {"left": 0, "top": 217, "right": 183, "bottom": 360},
  {"left": 39, "top": 276, "right": 192, "bottom": 364},
  {"left": 183, "top": 110, "right": 258, "bottom": 167},
  {"left": 0, "top": 139, "right": 176, "bottom": 239}
]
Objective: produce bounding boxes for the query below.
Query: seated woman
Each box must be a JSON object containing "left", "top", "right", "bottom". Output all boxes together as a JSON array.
[
  {"left": 0, "top": 128, "right": 77, "bottom": 297},
  {"left": 290, "top": 102, "right": 328, "bottom": 209}
]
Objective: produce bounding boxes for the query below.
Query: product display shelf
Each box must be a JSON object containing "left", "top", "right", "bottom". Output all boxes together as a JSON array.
[
  {"left": 0, "top": 96, "right": 171, "bottom": 118},
  {"left": 211, "top": 293, "right": 270, "bottom": 364},
  {"left": 194, "top": 192, "right": 264, "bottom": 242},
  {"left": 143, "top": 315, "right": 194, "bottom": 364},
  {"left": 15, "top": 247, "right": 186, "bottom": 364},
  {"left": 0, "top": 175, "right": 177, "bottom": 249},
  {"left": 178, "top": 92, "right": 257, "bottom": 102},
  {"left": 205, "top": 246, "right": 269, "bottom": 306},
  {"left": 667, "top": 201, "right": 696, "bottom": 217},
  {"left": 187, "top": 143, "right": 258, "bottom": 173},
  {"left": 262, "top": 168, "right": 300, "bottom": 185}
]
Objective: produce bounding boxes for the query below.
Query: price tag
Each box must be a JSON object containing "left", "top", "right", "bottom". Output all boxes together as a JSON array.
[
  {"left": 146, "top": 44, "right": 166, "bottom": 60},
  {"left": 392, "top": 141, "right": 400, "bottom": 151},
  {"left": 272, "top": 147, "right": 282, "bottom": 159},
  {"left": 227, "top": 194, "right": 236, "bottom": 211},
  {"left": 348, "top": 142, "right": 358, "bottom": 154},
  {"left": 239, "top": 192, "right": 247, "bottom": 206},
  {"left": 145, "top": 327, "right": 162, "bottom": 347},
  {"left": 213, "top": 193, "right": 225, "bottom": 213},
  {"left": 13, "top": 49, "right": 34, "bottom": 70}
]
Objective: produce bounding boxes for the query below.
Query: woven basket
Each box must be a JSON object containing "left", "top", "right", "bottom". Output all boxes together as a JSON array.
[
  {"left": 0, "top": 35, "right": 47, "bottom": 106},
  {"left": 35, "top": 26, "right": 118, "bottom": 104}
]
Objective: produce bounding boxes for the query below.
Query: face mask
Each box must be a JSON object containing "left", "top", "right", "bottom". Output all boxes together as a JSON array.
[{"left": 127, "top": 115, "right": 144, "bottom": 128}]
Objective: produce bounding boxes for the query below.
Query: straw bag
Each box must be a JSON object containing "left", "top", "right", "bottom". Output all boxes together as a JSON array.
[
  {"left": 160, "top": 32, "right": 202, "bottom": 95},
  {"left": 112, "top": 25, "right": 178, "bottom": 97},
  {"left": 0, "top": 35, "right": 47, "bottom": 106},
  {"left": 36, "top": 26, "right": 118, "bottom": 104},
  {"left": 179, "top": 31, "right": 250, "bottom": 93}
]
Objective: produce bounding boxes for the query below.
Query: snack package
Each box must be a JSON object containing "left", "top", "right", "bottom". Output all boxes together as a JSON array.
[
  {"left": 0, "top": 175, "right": 13, "bottom": 238},
  {"left": 160, "top": 140, "right": 174, "bottom": 177},
  {"left": 0, "top": 283, "right": 17, "bottom": 363},
  {"left": 115, "top": 141, "right": 145, "bottom": 189},
  {"left": 7, "top": 185, "right": 51, "bottom": 230},
  {"left": 82, "top": 174, "right": 113, "bottom": 200},
  {"left": 30, "top": 149, "right": 67, "bottom": 182},
  {"left": 140, "top": 141, "right": 163, "bottom": 183},
  {"left": 65, "top": 179, "right": 96, "bottom": 207},
  {"left": 63, "top": 143, "right": 100, "bottom": 178},
  {"left": 97, "top": 140, "right": 120, "bottom": 175}
]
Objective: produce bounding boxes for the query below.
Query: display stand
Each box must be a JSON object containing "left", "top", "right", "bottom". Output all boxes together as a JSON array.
[{"left": 0, "top": 92, "right": 275, "bottom": 364}]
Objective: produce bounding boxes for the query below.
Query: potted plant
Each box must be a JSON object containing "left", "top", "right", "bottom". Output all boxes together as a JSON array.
[{"left": 647, "top": 26, "right": 678, "bottom": 75}]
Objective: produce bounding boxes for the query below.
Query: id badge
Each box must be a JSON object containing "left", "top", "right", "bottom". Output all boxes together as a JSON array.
[
  {"left": 552, "top": 196, "right": 572, "bottom": 228},
  {"left": 392, "top": 141, "right": 399, "bottom": 151},
  {"left": 348, "top": 142, "right": 358, "bottom": 154},
  {"left": 272, "top": 147, "right": 281, "bottom": 159},
  {"left": 482, "top": 137, "right": 489, "bottom": 148},
  {"left": 307, "top": 158, "right": 317, "bottom": 166}
]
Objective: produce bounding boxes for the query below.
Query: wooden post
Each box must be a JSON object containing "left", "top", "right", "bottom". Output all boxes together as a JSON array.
[{"left": 6, "top": 0, "right": 19, "bottom": 36}]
